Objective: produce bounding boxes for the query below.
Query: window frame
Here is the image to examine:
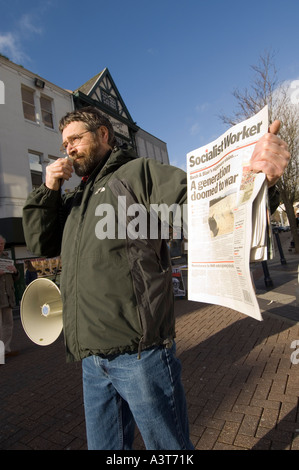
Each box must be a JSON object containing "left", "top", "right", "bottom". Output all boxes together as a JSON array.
[
  {"left": 40, "top": 94, "right": 54, "bottom": 129},
  {"left": 21, "top": 86, "right": 36, "bottom": 122}
]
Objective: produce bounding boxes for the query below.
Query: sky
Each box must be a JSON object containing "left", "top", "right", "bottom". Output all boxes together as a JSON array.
[{"left": 1, "top": 0, "right": 299, "bottom": 170}]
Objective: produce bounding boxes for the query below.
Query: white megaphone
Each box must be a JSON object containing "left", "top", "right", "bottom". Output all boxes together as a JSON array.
[{"left": 21, "top": 278, "right": 63, "bottom": 346}]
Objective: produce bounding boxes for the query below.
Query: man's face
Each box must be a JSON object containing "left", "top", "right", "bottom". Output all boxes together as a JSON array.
[{"left": 62, "top": 121, "right": 111, "bottom": 177}]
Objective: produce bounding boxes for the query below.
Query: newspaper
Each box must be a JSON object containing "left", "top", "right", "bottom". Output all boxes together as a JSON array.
[
  {"left": 0, "top": 257, "right": 15, "bottom": 273},
  {"left": 186, "top": 106, "right": 272, "bottom": 321}
]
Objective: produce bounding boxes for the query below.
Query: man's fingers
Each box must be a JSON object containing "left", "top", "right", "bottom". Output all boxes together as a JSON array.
[
  {"left": 249, "top": 118, "right": 290, "bottom": 187},
  {"left": 45, "top": 158, "right": 73, "bottom": 190},
  {"left": 269, "top": 119, "right": 281, "bottom": 135}
]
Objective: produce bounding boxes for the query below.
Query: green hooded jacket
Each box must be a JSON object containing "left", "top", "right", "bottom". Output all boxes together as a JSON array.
[{"left": 23, "top": 145, "right": 187, "bottom": 362}]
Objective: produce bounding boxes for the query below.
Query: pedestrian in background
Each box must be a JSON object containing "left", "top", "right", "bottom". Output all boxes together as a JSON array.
[
  {"left": 0, "top": 235, "right": 19, "bottom": 358},
  {"left": 24, "top": 260, "right": 38, "bottom": 285}
]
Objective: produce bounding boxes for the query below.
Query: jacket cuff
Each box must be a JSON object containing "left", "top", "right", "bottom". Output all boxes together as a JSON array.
[
  {"left": 268, "top": 185, "right": 280, "bottom": 215},
  {"left": 32, "top": 183, "right": 61, "bottom": 204}
]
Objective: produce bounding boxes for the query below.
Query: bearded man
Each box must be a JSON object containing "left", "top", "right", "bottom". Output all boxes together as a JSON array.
[{"left": 23, "top": 106, "right": 290, "bottom": 450}]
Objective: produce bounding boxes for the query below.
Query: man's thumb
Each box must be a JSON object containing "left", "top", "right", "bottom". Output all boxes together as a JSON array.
[{"left": 269, "top": 119, "right": 281, "bottom": 135}]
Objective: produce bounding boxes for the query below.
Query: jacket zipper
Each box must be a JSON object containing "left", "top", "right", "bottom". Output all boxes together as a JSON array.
[{"left": 137, "top": 336, "right": 144, "bottom": 360}]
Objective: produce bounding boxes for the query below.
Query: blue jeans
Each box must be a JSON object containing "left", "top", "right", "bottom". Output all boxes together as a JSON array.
[{"left": 82, "top": 342, "right": 194, "bottom": 450}]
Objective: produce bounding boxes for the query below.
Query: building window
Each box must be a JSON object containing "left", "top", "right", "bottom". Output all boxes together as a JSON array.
[
  {"left": 29, "top": 152, "right": 42, "bottom": 172},
  {"left": 101, "top": 89, "right": 118, "bottom": 112},
  {"left": 21, "top": 86, "right": 36, "bottom": 122},
  {"left": 28, "top": 151, "right": 43, "bottom": 189},
  {"left": 40, "top": 95, "right": 54, "bottom": 129},
  {"left": 31, "top": 171, "right": 43, "bottom": 189}
]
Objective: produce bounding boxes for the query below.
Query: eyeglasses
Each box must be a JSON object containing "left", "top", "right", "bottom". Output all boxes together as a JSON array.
[{"left": 60, "top": 130, "right": 90, "bottom": 154}]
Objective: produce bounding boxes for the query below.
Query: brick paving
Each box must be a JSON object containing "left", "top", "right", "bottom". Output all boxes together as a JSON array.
[
  {"left": 173, "top": 301, "right": 299, "bottom": 450},
  {"left": 0, "top": 232, "right": 298, "bottom": 451}
]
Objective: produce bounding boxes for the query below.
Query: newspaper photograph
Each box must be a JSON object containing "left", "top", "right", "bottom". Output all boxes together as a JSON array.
[{"left": 186, "top": 106, "right": 270, "bottom": 321}]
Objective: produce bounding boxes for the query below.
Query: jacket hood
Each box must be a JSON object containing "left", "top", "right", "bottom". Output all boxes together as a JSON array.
[{"left": 93, "top": 144, "right": 137, "bottom": 183}]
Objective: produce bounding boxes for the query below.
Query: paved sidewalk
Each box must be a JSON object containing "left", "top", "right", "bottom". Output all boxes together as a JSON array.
[
  {"left": 253, "top": 231, "right": 298, "bottom": 324},
  {"left": 0, "top": 232, "right": 298, "bottom": 450}
]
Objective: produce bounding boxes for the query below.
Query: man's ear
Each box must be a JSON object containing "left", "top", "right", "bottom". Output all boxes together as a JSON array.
[{"left": 98, "top": 126, "right": 109, "bottom": 143}]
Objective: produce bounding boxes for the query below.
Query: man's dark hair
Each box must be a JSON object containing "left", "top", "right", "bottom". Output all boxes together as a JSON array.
[{"left": 59, "top": 106, "right": 117, "bottom": 147}]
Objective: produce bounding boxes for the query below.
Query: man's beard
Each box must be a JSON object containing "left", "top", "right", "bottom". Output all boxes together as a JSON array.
[{"left": 73, "top": 140, "right": 107, "bottom": 177}]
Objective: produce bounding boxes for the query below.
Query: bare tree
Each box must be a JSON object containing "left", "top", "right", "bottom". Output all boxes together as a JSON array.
[{"left": 220, "top": 50, "right": 299, "bottom": 253}]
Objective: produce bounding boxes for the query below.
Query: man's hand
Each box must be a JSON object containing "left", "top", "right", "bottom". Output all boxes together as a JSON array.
[
  {"left": 0, "top": 265, "right": 17, "bottom": 275},
  {"left": 6, "top": 265, "right": 17, "bottom": 274},
  {"left": 250, "top": 120, "right": 290, "bottom": 187},
  {"left": 45, "top": 158, "right": 74, "bottom": 191}
]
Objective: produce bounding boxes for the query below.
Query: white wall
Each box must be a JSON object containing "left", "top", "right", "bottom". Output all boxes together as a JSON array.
[{"left": 0, "top": 58, "right": 79, "bottom": 220}]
